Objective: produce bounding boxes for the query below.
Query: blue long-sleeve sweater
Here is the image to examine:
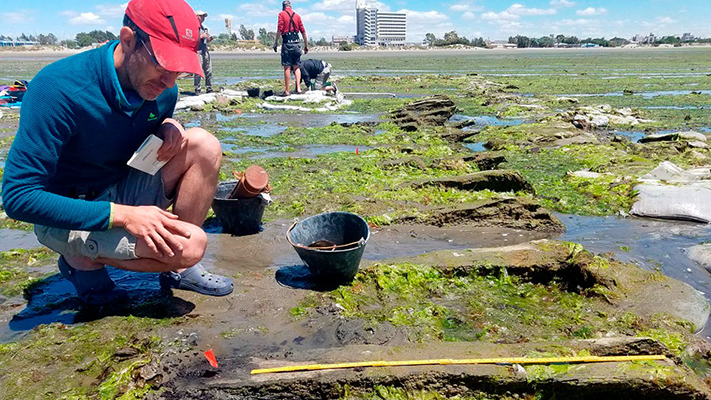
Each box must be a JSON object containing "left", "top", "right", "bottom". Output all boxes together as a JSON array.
[{"left": 1, "top": 41, "right": 177, "bottom": 231}]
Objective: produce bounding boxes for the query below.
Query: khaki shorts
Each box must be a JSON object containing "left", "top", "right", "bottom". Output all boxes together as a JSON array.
[
  {"left": 314, "top": 62, "right": 332, "bottom": 90},
  {"left": 35, "top": 168, "right": 173, "bottom": 260}
]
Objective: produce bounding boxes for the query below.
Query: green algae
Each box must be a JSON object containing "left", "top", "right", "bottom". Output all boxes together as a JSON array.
[
  {"left": 0, "top": 317, "right": 172, "bottom": 400},
  {"left": 219, "top": 133, "right": 472, "bottom": 220},
  {"left": 496, "top": 146, "right": 638, "bottom": 215},
  {"left": 303, "top": 263, "right": 642, "bottom": 344},
  {"left": 0, "top": 248, "right": 55, "bottom": 296}
]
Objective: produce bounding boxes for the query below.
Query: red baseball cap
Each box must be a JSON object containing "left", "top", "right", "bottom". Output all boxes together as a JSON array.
[{"left": 125, "top": 0, "right": 203, "bottom": 77}]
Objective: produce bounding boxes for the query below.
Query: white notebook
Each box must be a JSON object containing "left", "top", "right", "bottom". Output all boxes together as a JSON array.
[{"left": 126, "top": 134, "right": 167, "bottom": 176}]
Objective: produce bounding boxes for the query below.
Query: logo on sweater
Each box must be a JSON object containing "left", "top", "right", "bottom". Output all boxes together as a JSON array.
[{"left": 148, "top": 112, "right": 157, "bottom": 121}]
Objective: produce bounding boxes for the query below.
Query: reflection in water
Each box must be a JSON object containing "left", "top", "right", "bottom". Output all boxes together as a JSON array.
[
  {"left": 0, "top": 229, "right": 41, "bottom": 252},
  {"left": 0, "top": 268, "right": 195, "bottom": 343},
  {"left": 225, "top": 144, "right": 372, "bottom": 160},
  {"left": 464, "top": 142, "right": 487, "bottom": 152},
  {"left": 451, "top": 114, "right": 526, "bottom": 129}
]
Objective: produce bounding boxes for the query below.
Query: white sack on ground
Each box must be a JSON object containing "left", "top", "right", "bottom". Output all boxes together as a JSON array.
[{"left": 630, "top": 161, "right": 711, "bottom": 223}]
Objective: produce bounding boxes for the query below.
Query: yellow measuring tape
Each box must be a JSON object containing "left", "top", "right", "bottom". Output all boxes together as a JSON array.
[{"left": 251, "top": 354, "right": 666, "bottom": 375}]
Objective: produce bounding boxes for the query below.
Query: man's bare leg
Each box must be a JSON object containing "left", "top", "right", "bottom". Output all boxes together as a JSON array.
[
  {"left": 294, "top": 65, "right": 302, "bottom": 93},
  {"left": 67, "top": 127, "right": 221, "bottom": 274},
  {"left": 283, "top": 65, "right": 292, "bottom": 95}
]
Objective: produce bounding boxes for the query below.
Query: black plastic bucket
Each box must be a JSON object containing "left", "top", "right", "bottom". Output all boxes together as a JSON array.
[
  {"left": 287, "top": 212, "right": 370, "bottom": 285},
  {"left": 212, "top": 181, "right": 267, "bottom": 235}
]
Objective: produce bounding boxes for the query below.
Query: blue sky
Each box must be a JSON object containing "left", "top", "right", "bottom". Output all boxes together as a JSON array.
[{"left": 2, "top": 0, "right": 709, "bottom": 43}]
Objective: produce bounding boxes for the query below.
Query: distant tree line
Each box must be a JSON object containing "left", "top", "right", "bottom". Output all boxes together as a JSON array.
[
  {"left": 211, "top": 25, "right": 333, "bottom": 49},
  {"left": 507, "top": 35, "right": 632, "bottom": 48},
  {"left": 8, "top": 29, "right": 709, "bottom": 50},
  {"left": 0, "top": 33, "right": 59, "bottom": 45},
  {"left": 423, "top": 31, "right": 487, "bottom": 48},
  {"left": 1, "top": 31, "right": 116, "bottom": 48}
]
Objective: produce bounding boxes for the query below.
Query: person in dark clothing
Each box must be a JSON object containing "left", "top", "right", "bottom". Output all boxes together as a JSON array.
[
  {"left": 273, "top": 0, "right": 308, "bottom": 95},
  {"left": 194, "top": 10, "right": 213, "bottom": 94},
  {"left": 1, "top": 0, "right": 233, "bottom": 305},
  {"left": 299, "top": 59, "right": 335, "bottom": 93}
]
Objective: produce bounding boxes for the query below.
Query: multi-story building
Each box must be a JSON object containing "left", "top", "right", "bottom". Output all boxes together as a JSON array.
[
  {"left": 355, "top": 1, "right": 406, "bottom": 46},
  {"left": 355, "top": 2, "right": 378, "bottom": 46},
  {"left": 332, "top": 35, "right": 355, "bottom": 45},
  {"left": 376, "top": 11, "right": 406, "bottom": 46}
]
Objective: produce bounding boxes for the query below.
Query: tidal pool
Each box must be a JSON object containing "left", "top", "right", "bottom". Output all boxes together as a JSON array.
[
  {"left": 559, "top": 90, "right": 711, "bottom": 98},
  {"left": 558, "top": 214, "right": 711, "bottom": 338},
  {"left": 451, "top": 114, "right": 526, "bottom": 128},
  {"left": 464, "top": 142, "right": 487, "bottom": 152}
]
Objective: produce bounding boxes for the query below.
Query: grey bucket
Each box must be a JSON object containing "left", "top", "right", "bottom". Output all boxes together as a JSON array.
[
  {"left": 212, "top": 181, "right": 266, "bottom": 235},
  {"left": 286, "top": 212, "right": 370, "bottom": 285}
]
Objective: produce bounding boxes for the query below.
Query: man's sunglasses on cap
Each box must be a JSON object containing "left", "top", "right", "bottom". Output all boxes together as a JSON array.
[{"left": 136, "top": 34, "right": 191, "bottom": 79}]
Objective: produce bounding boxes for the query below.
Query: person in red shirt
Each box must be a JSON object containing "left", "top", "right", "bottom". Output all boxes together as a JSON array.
[{"left": 273, "top": 0, "right": 308, "bottom": 95}]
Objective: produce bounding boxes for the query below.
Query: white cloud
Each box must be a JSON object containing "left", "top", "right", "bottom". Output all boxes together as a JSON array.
[
  {"left": 550, "top": 0, "right": 575, "bottom": 7},
  {"left": 2, "top": 11, "right": 35, "bottom": 24},
  {"left": 481, "top": 11, "right": 519, "bottom": 22},
  {"left": 301, "top": 11, "right": 330, "bottom": 23},
  {"left": 462, "top": 11, "right": 476, "bottom": 20},
  {"left": 508, "top": 3, "right": 556, "bottom": 16},
  {"left": 238, "top": 2, "right": 278, "bottom": 18},
  {"left": 338, "top": 15, "right": 354, "bottom": 23},
  {"left": 576, "top": 7, "right": 607, "bottom": 16},
  {"left": 656, "top": 16, "right": 677, "bottom": 24},
  {"left": 556, "top": 18, "right": 596, "bottom": 26},
  {"left": 482, "top": 3, "right": 555, "bottom": 23},
  {"left": 397, "top": 9, "right": 448, "bottom": 23},
  {"left": 310, "top": 0, "right": 353, "bottom": 12},
  {"left": 69, "top": 12, "right": 106, "bottom": 25},
  {"left": 450, "top": 3, "right": 484, "bottom": 13},
  {"left": 95, "top": 4, "right": 127, "bottom": 18}
]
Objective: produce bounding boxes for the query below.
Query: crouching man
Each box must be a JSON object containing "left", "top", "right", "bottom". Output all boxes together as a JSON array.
[{"left": 1, "top": 0, "right": 233, "bottom": 305}]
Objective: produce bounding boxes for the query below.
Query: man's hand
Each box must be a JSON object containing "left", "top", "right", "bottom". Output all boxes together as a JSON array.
[
  {"left": 156, "top": 118, "right": 187, "bottom": 162},
  {"left": 113, "top": 204, "right": 191, "bottom": 258},
  {"left": 273, "top": 43, "right": 278, "bottom": 52},
  {"left": 304, "top": 46, "right": 309, "bottom": 54}
]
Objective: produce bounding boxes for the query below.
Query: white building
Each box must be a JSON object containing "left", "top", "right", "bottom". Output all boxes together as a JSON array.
[
  {"left": 355, "top": 2, "right": 406, "bottom": 46},
  {"left": 332, "top": 35, "right": 354, "bottom": 45},
  {"left": 376, "top": 12, "right": 406, "bottom": 46}
]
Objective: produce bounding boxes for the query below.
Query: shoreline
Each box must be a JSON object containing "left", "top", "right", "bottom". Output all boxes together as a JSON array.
[{"left": 1, "top": 43, "right": 710, "bottom": 59}]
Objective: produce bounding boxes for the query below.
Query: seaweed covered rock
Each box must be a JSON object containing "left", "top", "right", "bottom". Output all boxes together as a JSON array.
[
  {"left": 396, "top": 198, "right": 564, "bottom": 233},
  {"left": 390, "top": 95, "right": 456, "bottom": 131},
  {"left": 408, "top": 170, "right": 535, "bottom": 194}
]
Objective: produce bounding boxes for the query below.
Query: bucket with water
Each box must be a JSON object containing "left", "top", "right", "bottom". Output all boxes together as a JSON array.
[
  {"left": 212, "top": 181, "right": 267, "bottom": 235},
  {"left": 286, "top": 212, "right": 370, "bottom": 285}
]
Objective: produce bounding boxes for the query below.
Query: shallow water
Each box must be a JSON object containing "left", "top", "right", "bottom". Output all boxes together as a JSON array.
[
  {"left": 558, "top": 214, "right": 711, "bottom": 339},
  {"left": 0, "top": 229, "right": 40, "bottom": 252},
  {"left": 220, "top": 124, "right": 288, "bottom": 137},
  {"left": 559, "top": 90, "right": 711, "bottom": 98},
  {"left": 451, "top": 114, "right": 526, "bottom": 128},
  {"left": 464, "top": 142, "right": 487, "bottom": 152},
  {"left": 188, "top": 111, "right": 382, "bottom": 130},
  {"left": 226, "top": 144, "right": 372, "bottom": 160}
]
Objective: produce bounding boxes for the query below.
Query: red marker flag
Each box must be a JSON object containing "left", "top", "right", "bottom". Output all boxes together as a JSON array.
[
  {"left": 356, "top": 147, "right": 359, "bottom": 155},
  {"left": 204, "top": 349, "right": 219, "bottom": 368}
]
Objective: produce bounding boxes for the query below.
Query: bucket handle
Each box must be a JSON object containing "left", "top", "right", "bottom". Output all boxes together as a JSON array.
[{"left": 286, "top": 219, "right": 365, "bottom": 250}]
